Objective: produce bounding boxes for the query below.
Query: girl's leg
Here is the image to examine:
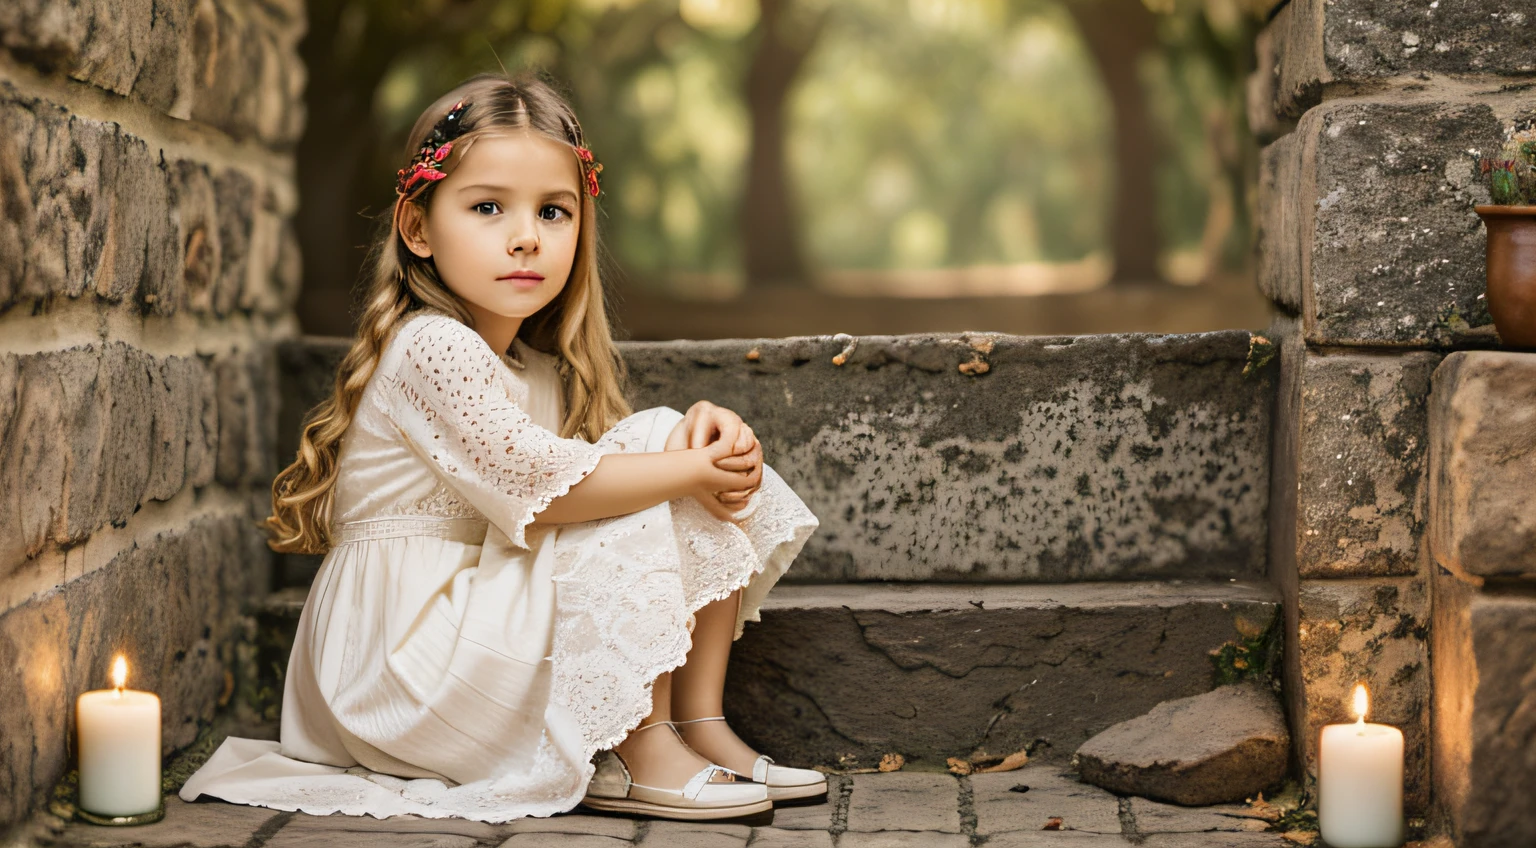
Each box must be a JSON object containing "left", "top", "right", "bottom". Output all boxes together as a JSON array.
[
  {"left": 612, "top": 671, "right": 734, "bottom": 788},
  {"left": 669, "top": 588, "right": 764, "bottom": 775}
]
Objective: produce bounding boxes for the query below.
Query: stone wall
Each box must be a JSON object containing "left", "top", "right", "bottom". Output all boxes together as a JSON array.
[
  {"left": 1427, "top": 352, "right": 1536, "bottom": 848},
  {"left": 1252, "top": 0, "right": 1534, "bottom": 831},
  {"left": 0, "top": 0, "right": 303, "bottom": 831}
]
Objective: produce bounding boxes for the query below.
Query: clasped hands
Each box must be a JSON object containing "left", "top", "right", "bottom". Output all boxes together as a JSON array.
[{"left": 665, "top": 401, "right": 763, "bottom": 522}]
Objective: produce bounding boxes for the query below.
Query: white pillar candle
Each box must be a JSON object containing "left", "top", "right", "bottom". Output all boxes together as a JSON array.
[
  {"left": 77, "top": 656, "right": 161, "bottom": 817},
  {"left": 1319, "top": 684, "right": 1403, "bottom": 848}
]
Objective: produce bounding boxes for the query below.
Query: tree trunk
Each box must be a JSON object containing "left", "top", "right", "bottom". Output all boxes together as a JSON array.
[
  {"left": 741, "top": 0, "right": 825, "bottom": 289},
  {"left": 1065, "top": 0, "right": 1165, "bottom": 285}
]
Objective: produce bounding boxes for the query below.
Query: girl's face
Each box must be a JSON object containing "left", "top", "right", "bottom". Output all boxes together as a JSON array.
[{"left": 402, "top": 130, "right": 583, "bottom": 325}]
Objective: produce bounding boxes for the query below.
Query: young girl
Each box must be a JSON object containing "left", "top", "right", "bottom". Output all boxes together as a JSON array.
[{"left": 178, "top": 71, "right": 821, "bottom": 823}]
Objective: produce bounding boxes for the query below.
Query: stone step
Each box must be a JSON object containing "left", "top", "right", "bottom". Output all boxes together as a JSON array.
[
  {"left": 253, "top": 580, "right": 1280, "bottom": 771},
  {"left": 276, "top": 330, "right": 1277, "bottom": 589}
]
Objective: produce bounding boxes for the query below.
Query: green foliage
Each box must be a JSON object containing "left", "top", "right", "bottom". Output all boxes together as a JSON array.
[
  {"left": 1242, "top": 333, "right": 1275, "bottom": 379},
  {"left": 1479, "top": 138, "right": 1536, "bottom": 205},
  {"left": 1209, "top": 615, "right": 1280, "bottom": 686}
]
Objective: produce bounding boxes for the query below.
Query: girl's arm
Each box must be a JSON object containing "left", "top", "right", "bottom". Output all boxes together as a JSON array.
[{"left": 532, "top": 439, "right": 753, "bottom": 525}]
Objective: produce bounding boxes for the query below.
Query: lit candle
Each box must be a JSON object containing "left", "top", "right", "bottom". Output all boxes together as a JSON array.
[
  {"left": 76, "top": 656, "right": 162, "bottom": 822},
  {"left": 1319, "top": 684, "right": 1404, "bottom": 848}
]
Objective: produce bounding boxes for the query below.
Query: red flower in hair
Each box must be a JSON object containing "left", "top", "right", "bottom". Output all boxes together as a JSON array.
[{"left": 575, "top": 145, "right": 603, "bottom": 197}]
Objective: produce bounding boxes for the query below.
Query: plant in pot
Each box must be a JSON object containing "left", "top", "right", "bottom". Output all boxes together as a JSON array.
[{"left": 1476, "top": 138, "right": 1536, "bottom": 347}]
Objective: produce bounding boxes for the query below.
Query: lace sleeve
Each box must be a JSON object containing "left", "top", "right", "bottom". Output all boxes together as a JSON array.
[{"left": 383, "top": 314, "right": 609, "bottom": 550}]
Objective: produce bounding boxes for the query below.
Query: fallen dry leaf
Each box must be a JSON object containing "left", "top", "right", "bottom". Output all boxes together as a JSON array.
[
  {"left": 1281, "top": 831, "right": 1318, "bottom": 846},
  {"left": 1243, "top": 792, "right": 1285, "bottom": 823},
  {"left": 958, "top": 358, "right": 990, "bottom": 375},
  {"left": 946, "top": 757, "right": 973, "bottom": 776},
  {"left": 977, "top": 750, "right": 1029, "bottom": 773},
  {"left": 877, "top": 753, "right": 905, "bottom": 772},
  {"left": 1042, "top": 817, "right": 1064, "bottom": 831}
]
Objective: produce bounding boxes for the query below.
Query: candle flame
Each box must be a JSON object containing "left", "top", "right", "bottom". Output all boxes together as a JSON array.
[
  {"left": 111, "top": 655, "right": 128, "bottom": 691},
  {"left": 1352, "top": 683, "right": 1369, "bottom": 723}
]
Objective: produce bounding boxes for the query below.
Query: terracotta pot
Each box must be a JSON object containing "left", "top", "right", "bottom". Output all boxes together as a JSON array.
[{"left": 1476, "top": 204, "right": 1536, "bottom": 348}]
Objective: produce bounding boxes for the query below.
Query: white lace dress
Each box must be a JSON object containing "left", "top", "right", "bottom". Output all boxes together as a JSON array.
[{"left": 177, "top": 310, "right": 818, "bottom": 822}]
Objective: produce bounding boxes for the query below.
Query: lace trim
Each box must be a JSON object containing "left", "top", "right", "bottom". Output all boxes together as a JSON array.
[
  {"left": 332, "top": 516, "right": 489, "bottom": 546},
  {"left": 545, "top": 412, "right": 821, "bottom": 758},
  {"left": 378, "top": 480, "right": 485, "bottom": 522},
  {"left": 383, "top": 313, "right": 608, "bottom": 550}
]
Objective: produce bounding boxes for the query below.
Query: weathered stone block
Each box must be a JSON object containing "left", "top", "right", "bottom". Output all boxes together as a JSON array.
[
  {"left": 1275, "top": 346, "right": 1438, "bottom": 579},
  {"left": 1138, "top": 835, "right": 1289, "bottom": 847},
  {"left": 168, "top": 160, "right": 246, "bottom": 317},
  {"left": 502, "top": 812, "right": 637, "bottom": 839},
  {"left": 254, "top": 581, "right": 1280, "bottom": 773},
  {"left": 748, "top": 830, "right": 835, "bottom": 848},
  {"left": 1256, "top": 99, "right": 1503, "bottom": 346},
  {"left": 835, "top": 834, "right": 970, "bottom": 848},
  {"left": 1125, "top": 797, "right": 1271, "bottom": 835},
  {"left": 0, "top": 87, "right": 285, "bottom": 318},
  {"left": 1295, "top": 578, "right": 1430, "bottom": 813},
  {"left": 1074, "top": 683, "right": 1289, "bottom": 806},
  {"left": 1431, "top": 575, "right": 1536, "bottom": 848},
  {"left": 0, "top": 90, "right": 176, "bottom": 313},
  {"left": 283, "top": 332, "right": 1276, "bottom": 583},
  {"left": 266, "top": 812, "right": 502, "bottom": 845},
  {"left": 1429, "top": 351, "right": 1536, "bottom": 580},
  {"left": 0, "top": 514, "right": 271, "bottom": 827},
  {"left": 970, "top": 768, "right": 1121, "bottom": 836},
  {"left": 1256, "top": 129, "right": 1304, "bottom": 313},
  {"left": 50, "top": 797, "right": 282, "bottom": 848},
  {"left": 723, "top": 582, "right": 1280, "bottom": 769},
  {"left": 215, "top": 348, "right": 278, "bottom": 487},
  {"left": 0, "top": 345, "right": 239, "bottom": 576},
  {"left": 0, "top": 0, "right": 305, "bottom": 145},
  {"left": 628, "top": 333, "right": 1276, "bottom": 582},
  {"left": 844, "top": 773, "right": 960, "bottom": 833},
  {"left": 1266, "top": 0, "right": 1536, "bottom": 121}
]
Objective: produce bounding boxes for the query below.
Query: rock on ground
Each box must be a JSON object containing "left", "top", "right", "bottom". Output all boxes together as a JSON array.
[{"left": 1073, "top": 683, "right": 1289, "bottom": 806}]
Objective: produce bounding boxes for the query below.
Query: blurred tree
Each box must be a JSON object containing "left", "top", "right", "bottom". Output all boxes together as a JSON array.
[
  {"left": 741, "top": 0, "right": 826, "bottom": 289},
  {"left": 1062, "top": 0, "right": 1164, "bottom": 284}
]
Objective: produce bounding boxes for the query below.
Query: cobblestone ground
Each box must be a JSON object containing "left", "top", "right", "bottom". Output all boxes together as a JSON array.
[{"left": 37, "top": 766, "right": 1296, "bottom": 848}]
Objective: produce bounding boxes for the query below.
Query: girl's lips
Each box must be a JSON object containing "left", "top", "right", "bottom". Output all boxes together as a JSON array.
[{"left": 499, "top": 273, "right": 544, "bottom": 288}]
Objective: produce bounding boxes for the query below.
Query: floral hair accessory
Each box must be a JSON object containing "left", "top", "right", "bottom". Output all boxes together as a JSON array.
[
  {"left": 396, "top": 99, "right": 470, "bottom": 196},
  {"left": 575, "top": 144, "right": 604, "bottom": 197}
]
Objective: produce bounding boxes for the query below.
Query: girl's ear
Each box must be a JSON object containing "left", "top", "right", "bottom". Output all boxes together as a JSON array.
[{"left": 397, "top": 201, "right": 434, "bottom": 259}]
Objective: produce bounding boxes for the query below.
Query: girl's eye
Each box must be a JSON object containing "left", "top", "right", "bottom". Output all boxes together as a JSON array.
[
  {"left": 540, "top": 205, "right": 572, "bottom": 221},
  {"left": 473, "top": 201, "right": 500, "bottom": 215}
]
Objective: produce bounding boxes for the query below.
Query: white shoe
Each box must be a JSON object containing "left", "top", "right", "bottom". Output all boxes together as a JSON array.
[
  {"left": 669, "top": 716, "right": 828, "bottom": 802},
  {"left": 581, "top": 722, "right": 772, "bottom": 820}
]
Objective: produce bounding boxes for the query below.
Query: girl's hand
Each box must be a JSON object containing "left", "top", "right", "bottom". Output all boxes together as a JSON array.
[
  {"left": 682, "top": 402, "right": 762, "bottom": 505},
  {"left": 683, "top": 401, "right": 737, "bottom": 454},
  {"left": 688, "top": 438, "right": 757, "bottom": 521},
  {"left": 713, "top": 425, "right": 762, "bottom": 507}
]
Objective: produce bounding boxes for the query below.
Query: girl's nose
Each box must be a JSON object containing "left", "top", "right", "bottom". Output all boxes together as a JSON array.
[{"left": 508, "top": 217, "right": 539, "bottom": 253}]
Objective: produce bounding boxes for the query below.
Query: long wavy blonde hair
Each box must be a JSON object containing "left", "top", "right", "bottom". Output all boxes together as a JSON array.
[{"left": 265, "top": 72, "right": 632, "bottom": 555}]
